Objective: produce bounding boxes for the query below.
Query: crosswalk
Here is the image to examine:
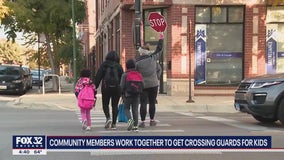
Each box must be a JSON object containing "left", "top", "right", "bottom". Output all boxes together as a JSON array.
[
  {"left": 75, "top": 110, "right": 184, "bottom": 133},
  {"left": 75, "top": 111, "right": 284, "bottom": 134},
  {"left": 177, "top": 112, "right": 284, "bottom": 134}
]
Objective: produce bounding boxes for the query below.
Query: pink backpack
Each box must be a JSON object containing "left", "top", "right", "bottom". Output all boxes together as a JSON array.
[{"left": 78, "top": 84, "right": 95, "bottom": 109}]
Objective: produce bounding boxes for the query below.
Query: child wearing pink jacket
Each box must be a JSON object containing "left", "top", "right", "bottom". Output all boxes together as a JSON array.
[{"left": 75, "top": 69, "right": 96, "bottom": 131}]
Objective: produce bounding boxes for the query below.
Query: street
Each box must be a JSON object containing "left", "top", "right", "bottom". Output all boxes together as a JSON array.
[{"left": 1, "top": 99, "right": 284, "bottom": 160}]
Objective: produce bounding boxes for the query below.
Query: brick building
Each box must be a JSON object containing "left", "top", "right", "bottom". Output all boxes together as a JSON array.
[{"left": 90, "top": 0, "right": 284, "bottom": 96}]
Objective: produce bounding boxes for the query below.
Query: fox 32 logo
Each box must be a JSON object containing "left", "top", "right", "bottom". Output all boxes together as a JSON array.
[{"left": 13, "top": 135, "right": 46, "bottom": 149}]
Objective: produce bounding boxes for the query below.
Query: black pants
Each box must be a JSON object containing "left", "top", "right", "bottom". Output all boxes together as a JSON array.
[
  {"left": 102, "top": 87, "right": 121, "bottom": 125},
  {"left": 124, "top": 95, "right": 139, "bottom": 126},
  {"left": 140, "top": 86, "right": 158, "bottom": 121}
]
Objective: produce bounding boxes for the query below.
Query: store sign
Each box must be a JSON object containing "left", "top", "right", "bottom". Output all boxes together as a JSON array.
[
  {"left": 195, "top": 25, "right": 207, "bottom": 84},
  {"left": 266, "top": 27, "right": 277, "bottom": 74}
]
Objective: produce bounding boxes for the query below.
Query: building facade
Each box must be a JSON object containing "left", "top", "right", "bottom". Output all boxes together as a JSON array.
[{"left": 92, "top": 0, "right": 284, "bottom": 96}]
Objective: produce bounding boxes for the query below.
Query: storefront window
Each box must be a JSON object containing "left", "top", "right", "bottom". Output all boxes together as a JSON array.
[
  {"left": 195, "top": 6, "right": 244, "bottom": 85},
  {"left": 212, "top": 7, "right": 227, "bottom": 23},
  {"left": 144, "top": 10, "right": 161, "bottom": 44},
  {"left": 267, "top": 7, "right": 284, "bottom": 73},
  {"left": 196, "top": 7, "right": 210, "bottom": 23},
  {"left": 228, "top": 7, "right": 244, "bottom": 23},
  {"left": 143, "top": 9, "right": 167, "bottom": 93}
]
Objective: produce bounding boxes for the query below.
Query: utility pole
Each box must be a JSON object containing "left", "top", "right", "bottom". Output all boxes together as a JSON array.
[
  {"left": 134, "top": 0, "right": 142, "bottom": 52},
  {"left": 72, "top": 0, "right": 77, "bottom": 87}
]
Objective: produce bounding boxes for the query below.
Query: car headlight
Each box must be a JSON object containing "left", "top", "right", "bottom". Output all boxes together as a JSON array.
[
  {"left": 12, "top": 80, "right": 22, "bottom": 83},
  {"left": 251, "top": 81, "right": 282, "bottom": 88}
]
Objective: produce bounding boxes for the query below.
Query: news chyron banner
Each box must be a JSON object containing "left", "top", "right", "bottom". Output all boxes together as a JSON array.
[{"left": 13, "top": 135, "right": 272, "bottom": 155}]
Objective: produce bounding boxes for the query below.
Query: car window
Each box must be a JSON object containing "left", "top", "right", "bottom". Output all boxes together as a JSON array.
[
  {"left": 32, "top": 71, "right": 39, "bottom": 76},
  {"left": 0, "top": 66, "right": 20, "bottom": 75},
  {"left": 22, "top": 67, "right": 31, "bottom": 74}
]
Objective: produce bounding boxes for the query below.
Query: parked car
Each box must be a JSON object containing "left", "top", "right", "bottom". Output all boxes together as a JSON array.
[
  {"left": 31, "top": 69, "right": 48, "bottom": 86},
  {"left": 22, "top": 65, "right": 33, "bottom": 89},
  {"left": 234, "top": 73, "right": 284, "bottom": 125},
  {"left": 0, "top": 64, "right": 29, "bottom": 95}
]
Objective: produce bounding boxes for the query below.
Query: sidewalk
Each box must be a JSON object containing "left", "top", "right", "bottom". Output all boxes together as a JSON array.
[
  {"left": 1, "top": 76, "right": 237, "bottom": 113},
  {"left": 3, "top": 92, "right": 236, "bottom": 113}
]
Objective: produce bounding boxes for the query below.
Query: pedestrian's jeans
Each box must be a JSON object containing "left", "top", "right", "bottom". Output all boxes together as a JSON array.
[
  {"left": 80, "top": 108, "right": 92, "bottom": 127},
  {"left": 124, "top": 95, "right": 139, "bottom": 127},
  {"left": 140, "top": 86, "right": 158, "bottom": 121}
]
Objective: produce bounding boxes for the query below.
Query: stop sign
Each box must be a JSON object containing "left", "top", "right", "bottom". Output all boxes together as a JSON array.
[{"left": 148, "top": 12, "right": 167, "bottom": 32}]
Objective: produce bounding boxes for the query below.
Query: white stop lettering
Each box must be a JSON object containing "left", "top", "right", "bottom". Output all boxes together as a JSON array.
[{"left": 149, "top": 18, "right": 165, "bottom": 27}]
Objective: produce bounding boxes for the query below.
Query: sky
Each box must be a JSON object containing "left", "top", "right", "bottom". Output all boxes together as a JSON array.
[
  {"left": 0, "top": 27, "right": 6, "bottom": 39},
  {"left": 0, "top": 26, "right": 25, "bottom": 45}
]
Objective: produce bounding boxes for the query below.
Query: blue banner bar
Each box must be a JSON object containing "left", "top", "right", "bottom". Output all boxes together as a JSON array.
[{"left": 46, "top": 136, "right": 271, "bottom": 149}]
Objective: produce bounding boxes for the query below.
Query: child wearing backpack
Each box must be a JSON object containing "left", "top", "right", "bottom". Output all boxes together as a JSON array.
[
  {"left": 120, "top": 59, "right": 143, "bottom": 132},
  {"left": 75, "top": 69, "right": 97, "bottom": 131}
]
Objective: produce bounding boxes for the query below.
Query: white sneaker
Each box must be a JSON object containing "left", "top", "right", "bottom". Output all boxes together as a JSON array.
[
  {"left": 82, "top": 119, "right": 87, "bottom": 130},
  {"left": 86, "top": 126, "right": 91, "bottom": 131},
  {"left": 105, "top": 119, "right": 112, "bottom": 129}
]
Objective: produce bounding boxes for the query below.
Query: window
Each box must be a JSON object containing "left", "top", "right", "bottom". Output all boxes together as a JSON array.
[
  {"left": 267, "top": 7, "right": 284, "bottom": 73},
  {"left": 143, "top": 10, "right": 163, "bottom": 45},
  {"left": 212, "top": 7, "right": 227, "bottom": 23},
  {"left": 0, "top": 66, "right": 20, "bottom": 75},
  {"left": 228, "top": 7, "right": 244, "bottom": 23},
  {"left": 143, "top": 9, "right": 167, "bottom": 93},
  {"left": 115, "top": 15, "right": 120, "bottom": 55},
  {"left": 196, "top": 6, "right": 244, "bottom": 24},
  {"left": 196, "top": 7, "right": 210, "bottom": 23},
  {"left": 195, "top": 6, "right": 244, "bottom": 85}
]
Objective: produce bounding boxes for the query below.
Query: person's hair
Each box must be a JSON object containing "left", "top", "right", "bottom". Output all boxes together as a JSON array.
[
  {"left": 141, "top": 43, "right": 150, "bottom": 51},
  {"left": 126, "top": 59, "right": 136, "bottom": 69},
  {"left": 80, "top": 69, "right": 91, "bottom": 78},
  {"left": 105, "top": 50, "right": 119, "bottom": 63},
  {"left": 138, "top": 43, "right": 151, "bottom": 55}
]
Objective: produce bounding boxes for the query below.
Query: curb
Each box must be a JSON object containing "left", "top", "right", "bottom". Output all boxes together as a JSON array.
[
  {"left": 2, "top": 92, "right": 237, "bottom": 113},
  {"left": 5, "top": 99, "right": 237, "bottom": 113}
]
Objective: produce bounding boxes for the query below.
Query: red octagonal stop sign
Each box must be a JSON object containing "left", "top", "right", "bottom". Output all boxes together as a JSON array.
[{"left": 148, "top": 12, "right": 167, "bottom": 32}]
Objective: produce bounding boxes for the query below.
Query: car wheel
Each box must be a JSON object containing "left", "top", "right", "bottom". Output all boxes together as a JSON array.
[
  {"left": 277, "top": 99, "right": 284, "bottom": 125},
  {"left": 252, "top": 115, "right": 277, "bottom": 123}
]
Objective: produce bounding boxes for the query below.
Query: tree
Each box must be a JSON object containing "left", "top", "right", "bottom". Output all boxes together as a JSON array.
[
  {"left": 0, "top": 0, "right": 10, "bottom": 24},
  {"left": 0, "top": 40, "right": 23, "bottom": 64},
  {"left": 2, "top": 0, "right": 86, "bottom": 90}
]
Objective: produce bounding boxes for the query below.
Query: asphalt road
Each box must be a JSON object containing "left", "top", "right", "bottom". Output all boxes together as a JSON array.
[{"left": 1, "top": 101, "right": 284, "bottom": 160}]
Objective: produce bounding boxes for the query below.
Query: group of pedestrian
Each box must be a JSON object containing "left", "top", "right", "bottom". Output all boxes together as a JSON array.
[{"left": 74, "top": 32, "right": 164, "bottom": 132}]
